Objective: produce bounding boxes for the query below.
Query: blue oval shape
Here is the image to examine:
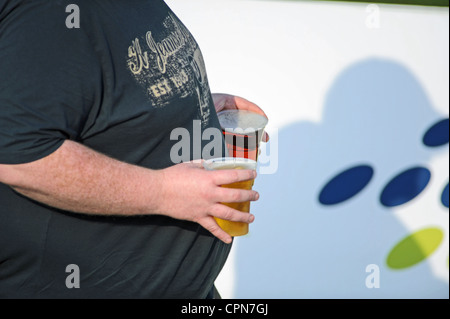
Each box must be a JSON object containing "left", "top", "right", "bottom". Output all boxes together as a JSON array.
[
  {"left": 423, "top": 118, "right": 449, "bottom": 147},
  {"left": 442, "top": 183, "right": 449, "bottom": 209},
  {"left": 380, "top": 167, "right": 431, "bottom": 207},
  {"left": 319, "top": 165, "right": 374, "bottom": 206}
]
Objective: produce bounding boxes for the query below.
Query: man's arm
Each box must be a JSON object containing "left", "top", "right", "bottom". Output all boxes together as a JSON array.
[
  {"left": 0, "top": 140, "right": 258, "bottom": 244},
  {"left": 0, "top": 140, "right": 161, "bottom": 216}
]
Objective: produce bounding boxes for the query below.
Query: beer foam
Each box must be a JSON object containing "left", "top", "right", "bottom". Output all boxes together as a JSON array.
[
  {"left": 218, "top": 110, "right": 268, "bottom": 131},
  {"left": 203, "top": 157, "right": 257, "bottom": 171}
]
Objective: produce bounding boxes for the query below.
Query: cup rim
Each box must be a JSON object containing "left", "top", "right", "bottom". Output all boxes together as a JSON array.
[{"left": 203, "top": 157, "right": 257, "bottom": 170}]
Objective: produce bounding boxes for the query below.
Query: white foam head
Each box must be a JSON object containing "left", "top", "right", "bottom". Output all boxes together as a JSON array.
[
  {"left": 218, "top": 110, "right": 268, "bottom": 132},
  {"left": 203, "top": 157, "right": 257, "bottom": 171}
]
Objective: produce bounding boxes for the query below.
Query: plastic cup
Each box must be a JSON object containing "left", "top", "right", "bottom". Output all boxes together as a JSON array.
[
  {"left": 217, "top": 110, "right": 268, "bottom": 161},
  {"left": 203, "top": 157, "right": 258, "bottom": 237}
]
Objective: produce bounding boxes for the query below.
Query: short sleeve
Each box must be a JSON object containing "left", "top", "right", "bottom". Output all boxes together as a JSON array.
[{"left": 0, "top": 1, "right": 99, "bottom": 164}]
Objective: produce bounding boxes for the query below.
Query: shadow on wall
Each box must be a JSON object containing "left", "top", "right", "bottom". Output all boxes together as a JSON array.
[{"left": 234, "top": 58, "right": 449, "bottom": 299}]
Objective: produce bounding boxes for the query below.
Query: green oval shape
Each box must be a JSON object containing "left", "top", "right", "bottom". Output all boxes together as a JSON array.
[{"left": 387, "top": 227, "right": 444, "bottom": 270}]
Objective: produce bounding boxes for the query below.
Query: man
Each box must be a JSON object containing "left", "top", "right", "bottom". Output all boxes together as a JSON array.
[{"left": 0, "top": 0, "right": 268, "bottom": 298}]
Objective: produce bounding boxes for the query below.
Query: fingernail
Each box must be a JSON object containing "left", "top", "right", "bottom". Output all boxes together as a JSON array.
[{"left": 249, "top": 214, "right": 255, "bottom": 223}]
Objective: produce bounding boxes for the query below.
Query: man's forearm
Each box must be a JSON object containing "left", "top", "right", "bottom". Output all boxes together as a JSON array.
[{"left": 0, "top": 140, "right": 163, "bottom": 216}]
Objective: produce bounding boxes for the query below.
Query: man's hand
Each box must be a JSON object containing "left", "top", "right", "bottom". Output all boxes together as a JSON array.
[
  {"left": 0, "top": 140, "right": 259, "bottom": 244},
  {"left": 157, "top": 161, "right": 259, "bottom": 244},
  {"left": 212, "top": 93, "right": 269, "bottom": 142}
]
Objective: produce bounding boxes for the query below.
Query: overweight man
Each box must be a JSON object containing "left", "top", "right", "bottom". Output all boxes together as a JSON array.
[{"left": 0, "top": 0, "right": 267, "bottom": 298}]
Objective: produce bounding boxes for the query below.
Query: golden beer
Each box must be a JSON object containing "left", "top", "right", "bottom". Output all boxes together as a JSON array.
[
  {"left": 217, "top": 110, "right": 268, "bottom": 162},
  {"left": 203, "top": 158, "right": 257, "bottom": 237}
]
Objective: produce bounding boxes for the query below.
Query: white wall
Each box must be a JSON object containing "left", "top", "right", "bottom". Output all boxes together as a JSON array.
[{"left": 166, "top": 0, "right": 449, "bottom": 298}]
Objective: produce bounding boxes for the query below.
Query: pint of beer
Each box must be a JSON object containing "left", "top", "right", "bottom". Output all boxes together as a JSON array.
[
  {"left": 217, "top": 110, "right": 268, "bottom": 161},
  {"left": 203, "top": 157, "right": 257, "bottom": 237}
]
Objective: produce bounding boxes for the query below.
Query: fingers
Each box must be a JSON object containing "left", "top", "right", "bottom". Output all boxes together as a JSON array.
[
  {"left": 210, "top": 204, "right": 255, "bottom": 223},
  {"left": 215, "top": 187, "right": 259, "bottom": 203},
  {"left": 212, "top": 169, "right": 257, "bottom": 186},
  {"left": 199, "top": 205, "right": 256, "bottom": 245},
  {"left": 199, "top": 217, "right": 233, "bottom": 244}
]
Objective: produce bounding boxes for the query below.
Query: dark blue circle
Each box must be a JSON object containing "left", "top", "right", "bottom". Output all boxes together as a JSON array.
[
  {"left": 442, "top": 183, "right": 449, "bottom": 209},
  {"left": 380, "top": 167, "right": 431, "bottom": 208},
  {"left": 319, "top": 165, "right": 374, "bottom": 206},
  {"left": 423, "top": 118, "right": 449, "bottom": 147}
]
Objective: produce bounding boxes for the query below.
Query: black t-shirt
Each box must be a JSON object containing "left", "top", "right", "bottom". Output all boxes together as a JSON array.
[{"left": 0, "top": 0, "right": 229, "bottom": 298}]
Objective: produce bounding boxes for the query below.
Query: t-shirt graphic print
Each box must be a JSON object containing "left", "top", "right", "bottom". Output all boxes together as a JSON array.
[{"left": 127, "top": 13, "right": 211, "bottom": 127}]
